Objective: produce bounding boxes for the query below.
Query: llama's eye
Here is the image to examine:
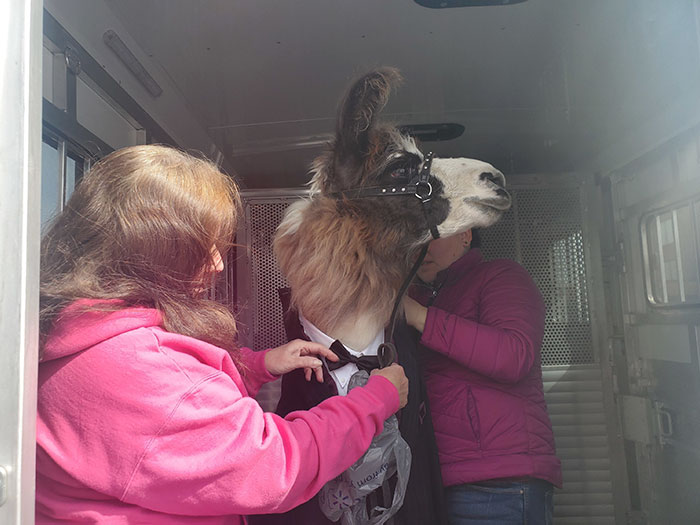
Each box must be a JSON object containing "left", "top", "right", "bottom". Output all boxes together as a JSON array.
[{"left": 389, "top": 167, "right": 414, "bottom": 182}]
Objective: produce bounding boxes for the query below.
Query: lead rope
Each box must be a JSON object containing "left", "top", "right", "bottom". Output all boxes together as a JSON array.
[
  {"left": 377, "top": 243, "right": 430, "bottom": 368},
  {"left": 372, "top": 244, "right": 429, "bottom": 525}
]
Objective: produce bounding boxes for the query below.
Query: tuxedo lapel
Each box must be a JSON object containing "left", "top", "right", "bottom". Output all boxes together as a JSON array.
[{"left": 276, "top": 288, "right": 338, "bottom": 417}]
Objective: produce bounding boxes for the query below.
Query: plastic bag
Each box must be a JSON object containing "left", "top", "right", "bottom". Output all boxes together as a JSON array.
[{"left": 318, "top": 370, "right": 412, "bottom": 524}]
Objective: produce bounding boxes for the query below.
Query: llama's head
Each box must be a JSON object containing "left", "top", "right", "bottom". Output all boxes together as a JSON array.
[
  {"left": 274, "top": 67, "right": 510, "bottom": 346},
  {"left": 309, "top": 67, "right": 511, "bottom": 245}
]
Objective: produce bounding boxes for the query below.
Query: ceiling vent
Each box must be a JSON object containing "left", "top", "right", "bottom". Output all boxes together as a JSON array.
[
  {"left": 398, "top": 123, "right": 465, "bottom": 142},
  {"left": 415, "top": 0, "right": 527, "bottom": 7}
]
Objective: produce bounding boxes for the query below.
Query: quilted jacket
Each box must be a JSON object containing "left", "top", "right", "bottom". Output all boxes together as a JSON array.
[{"left": 409, "top": 248, "right": 562, "bottom": 488}]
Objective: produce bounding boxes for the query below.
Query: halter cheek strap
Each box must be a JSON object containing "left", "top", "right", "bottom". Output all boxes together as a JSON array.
[
  {"left": 416, "top": 152, "right": 440, "bottom": 240},
  {"left": 329, "top": 151, "right": 441, "bottom": 240}
]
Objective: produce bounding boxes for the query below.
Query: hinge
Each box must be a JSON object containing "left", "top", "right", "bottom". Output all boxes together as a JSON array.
[
  {"left": 607, "top": 335, "right": 625, "bottom": 393},
  {"left": 617, "top": 239, "right": 627, "bottom": 274},
  {"left": 64, "top": 45, "right": 82, "bottom": 75},
  {"left": 628, "top": 358, "right": 655, "bottom": 393}
]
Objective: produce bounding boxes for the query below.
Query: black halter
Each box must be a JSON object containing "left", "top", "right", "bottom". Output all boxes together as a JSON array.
[
  {"left": 330, "top": 151, "right": 440, "bottom": 240},
  {"left": 329, "top": 152, "right": 440, "bottom": 367}
]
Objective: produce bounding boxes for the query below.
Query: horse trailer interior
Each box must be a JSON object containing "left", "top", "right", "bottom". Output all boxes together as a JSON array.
[{"left": 2, "top": 0, "right": 700, "bottom": 523}]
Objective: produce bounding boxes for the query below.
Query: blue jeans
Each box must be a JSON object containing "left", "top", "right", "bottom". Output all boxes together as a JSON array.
[{"left": 445, "top": 479, "right": 554, "bottom": 524}]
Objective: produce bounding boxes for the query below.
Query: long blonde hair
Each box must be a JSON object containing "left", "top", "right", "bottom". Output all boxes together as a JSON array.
[{"left": 40, "top": 145, "right": 241, "bottom": 356}]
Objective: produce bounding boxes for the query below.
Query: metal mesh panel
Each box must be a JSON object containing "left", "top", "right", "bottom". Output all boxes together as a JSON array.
[
  {"left": 247, "top": 200, "right": 293, "bottom": 351},
  {"left": 481, "top": 187, "right": 594, "bottom": 366}
]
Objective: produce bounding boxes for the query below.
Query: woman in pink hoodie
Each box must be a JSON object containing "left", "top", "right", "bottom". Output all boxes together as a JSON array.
[
  {"left": 403, "top": 229, "right": 561, "bottom": 524},
  {"left": 37, "top": 145, "right": 408, "bottom": 524}
]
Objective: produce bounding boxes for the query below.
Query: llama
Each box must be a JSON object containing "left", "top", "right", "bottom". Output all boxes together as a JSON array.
[
  {"left": 262, "top": 67, "right": 512, "bottom": 525},
  {"left": 274, "top": 67, "right": 510, "bottom": 352}
]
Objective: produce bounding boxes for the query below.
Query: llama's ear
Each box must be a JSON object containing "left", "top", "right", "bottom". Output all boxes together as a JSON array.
[{"left": 334, "top": 67, "right": 403, "bottom": 166}]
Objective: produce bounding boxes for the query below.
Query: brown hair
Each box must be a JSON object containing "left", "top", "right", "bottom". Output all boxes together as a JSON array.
[{"left": 40, "top": 145, "right": 241, "bottom": 358}]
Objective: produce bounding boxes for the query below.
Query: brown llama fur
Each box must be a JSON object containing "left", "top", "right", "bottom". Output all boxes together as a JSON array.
[{"left": 274, "top": 197, "right": 414, "bottom": 347}]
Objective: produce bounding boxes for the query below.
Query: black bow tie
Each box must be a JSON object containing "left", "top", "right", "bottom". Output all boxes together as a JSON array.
[{"left": 327, "top": 340, "right": 380, "bottom": 372}]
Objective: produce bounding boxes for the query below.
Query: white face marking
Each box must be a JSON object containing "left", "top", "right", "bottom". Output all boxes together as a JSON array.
[
  {"left": 430, "top": 157, "right": 510, "bottom": 238},
  {"left": 392, "top": 131, "right": 422, "bottom": 157},
  {"left": 276, "top": 199, "right": 311, "bottom": 237}
]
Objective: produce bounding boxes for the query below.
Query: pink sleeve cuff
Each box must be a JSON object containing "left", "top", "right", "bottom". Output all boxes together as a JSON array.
[
  {"left": 361, "top": 375, "right": 400, "bottom": 420},
  {"left": 238, "top": 347, "right": 278, "bottom": 396}
]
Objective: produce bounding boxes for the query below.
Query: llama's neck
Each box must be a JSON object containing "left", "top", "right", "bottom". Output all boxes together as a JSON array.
[
  {"left": 274, "top": 198, "right": 416, "bottom": 351},
  {"left": 293, "top": 263, "right": 399, "bottom": 351},
  {"left": 300, "top": 312, "right": 384, "bottom": 354}
]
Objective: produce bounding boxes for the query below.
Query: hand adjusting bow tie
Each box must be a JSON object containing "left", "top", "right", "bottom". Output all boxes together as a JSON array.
[{"left": 327, "top": 340, "right": 380, "bottom": 372}]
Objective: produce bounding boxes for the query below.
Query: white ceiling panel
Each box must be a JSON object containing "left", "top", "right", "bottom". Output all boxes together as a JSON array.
[{"left": 100, "top": 0, "right": 700, "bottom": 187}]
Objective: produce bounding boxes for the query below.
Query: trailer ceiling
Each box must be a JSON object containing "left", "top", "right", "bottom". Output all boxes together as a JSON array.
[{"left": 103, "top": 0, "right": 700, "bottom": 188}]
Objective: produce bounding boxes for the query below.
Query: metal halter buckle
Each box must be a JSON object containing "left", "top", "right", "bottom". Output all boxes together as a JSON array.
[{"left": 414, "top": 151, "right": 434, "bottom": 203}]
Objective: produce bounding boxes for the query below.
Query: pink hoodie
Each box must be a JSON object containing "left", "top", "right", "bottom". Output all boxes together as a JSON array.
[{"left": 36, "top": 304, "right": 399, "bottom": 524}]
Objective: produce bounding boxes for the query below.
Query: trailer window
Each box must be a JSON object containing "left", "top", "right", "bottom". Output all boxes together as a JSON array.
[
  {"left": 41, "top": 137, "right": 60, "bottom": 229},
  {"left": 40, "top": 132, "right": 87, "bottom": 231},
  {"left": 642, "top": 198, "right": 700, "bottom": 306}
]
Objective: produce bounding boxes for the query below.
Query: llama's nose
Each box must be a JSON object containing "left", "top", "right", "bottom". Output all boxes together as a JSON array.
[{"left": 480, "top": 171, "right": 505, "bottom": 188}]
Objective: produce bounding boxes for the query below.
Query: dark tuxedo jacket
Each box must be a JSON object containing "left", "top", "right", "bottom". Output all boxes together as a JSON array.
[{"left": 248, "top": 289, "right": 447, "bottom": 525}]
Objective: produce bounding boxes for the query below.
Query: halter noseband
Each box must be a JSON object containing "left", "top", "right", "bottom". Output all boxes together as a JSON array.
[{"left": 330, "top": 151, "right": 440, "bottom": 240}]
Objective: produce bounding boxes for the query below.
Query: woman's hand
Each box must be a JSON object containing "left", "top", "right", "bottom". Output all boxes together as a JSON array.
[
  {"left": 371, "top": 364, "right": 409, "bottom": 409},
  {"left": 265, "top": 339, "right": 339, "bottom": 382},
  {"left": 402, "top": 296, "right": 428, "bottom": 333}
]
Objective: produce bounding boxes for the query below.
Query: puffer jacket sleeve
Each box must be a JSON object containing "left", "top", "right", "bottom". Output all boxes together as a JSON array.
[
  {"left": 420, "top": 260, "right": 545, "bottom": 384},
  {"left": 120, "top": 373, "right": 399, "bottom": 516}
]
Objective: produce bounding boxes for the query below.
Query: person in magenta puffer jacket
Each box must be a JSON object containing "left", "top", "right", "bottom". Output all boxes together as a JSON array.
[
  {"left": 36, "top": 145, "right": 408, "bottom": 524},
  {"left": 403, "top": 228, "right": 562, "bottom": 524}
]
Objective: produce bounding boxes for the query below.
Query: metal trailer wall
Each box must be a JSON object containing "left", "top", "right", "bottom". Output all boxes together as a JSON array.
[
  {"left": 232, "top": 175, "right": 628, "bottom": 524},
  {"left": 0, "top": 0, "right": 42, "bottom": 523},
  {"left": 605, "top": 126, "right": 700, "bottom": 524}
]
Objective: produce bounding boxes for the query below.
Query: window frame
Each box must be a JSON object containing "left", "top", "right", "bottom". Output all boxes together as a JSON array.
[{"left": 640, "top": 195, "right": 700, "bottom": 307}]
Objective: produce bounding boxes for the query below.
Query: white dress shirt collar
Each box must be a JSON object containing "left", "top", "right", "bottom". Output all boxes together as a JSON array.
[{"left": 298, "top": 312, "right": 383, "bottom": 395}]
